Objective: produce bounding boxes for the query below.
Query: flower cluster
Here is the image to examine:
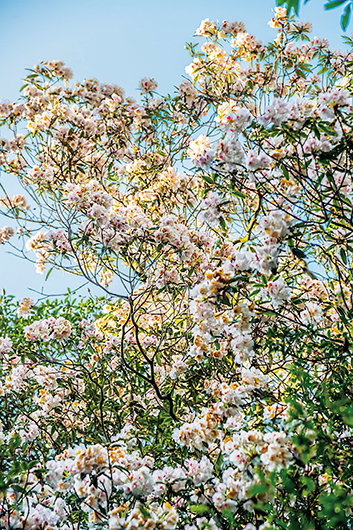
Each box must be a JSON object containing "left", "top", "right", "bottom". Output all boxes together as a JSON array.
[{"left": 24, "top": 316, "right": 72, "bottom": 341}]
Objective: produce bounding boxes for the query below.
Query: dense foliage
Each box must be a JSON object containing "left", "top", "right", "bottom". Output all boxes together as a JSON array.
[{"left": 1, "top": 8, "right": 353, "bottom": 529}]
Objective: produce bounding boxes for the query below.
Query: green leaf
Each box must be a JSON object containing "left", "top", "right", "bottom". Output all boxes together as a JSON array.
[
  {"left": 324, "top": 0, "right": 348, "bottom": 9},
  {"left": 189, "top": 505, "right": 211, "bottom": 515},
  {"left": 214, "top": 452, "right": 223, "bottom": 473},
  {"left": 336, "top": 305, "right": 349, "bottom": 326},
  {"left": 280, "top": 470, "right": 296, "bottom": 493},
  {"left": 296, "top": 68, "right": 308, "bottom": 79},
  {"left": 233, "top": 190, "right": 246, "bottom": 199},
  {"left": 291, "top": 247, "right": 307, "bottom": 259},
  {"left": 219, "top": 217, "right": 227, "bottom": 232},
  {"left": 341, "top": 3, "right": 351, "bottom": 29},
  {"left": 247, "top": 483, "right": 269, "bottom": 497},
  {"left": 45, "top": 267, "right": 54, "bottom": 281},
  {"left": 340, "top": 404, "right": 353, "bottom": 425},
  {"left": 202, "top": 175, "right": 213, "bottom": 184},
  {"left": 261, "top": 310, "right": 277, "bottom": 317},
  {"left": 222, "top": 508, "right": 235, "bottom": 527},
  {"left": 301, "top": 476, "right": 316, "bottom": 494},
  {"left": 340, "top": 247, "right": 348, "bottom": 265},
  {"left": 138, "top": 505, "right": 151, "bottom": 518}
]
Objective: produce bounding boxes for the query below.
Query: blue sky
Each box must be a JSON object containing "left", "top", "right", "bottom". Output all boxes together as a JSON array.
[{"left": 0, "top": 0, "right": 349, "bottom": 299}]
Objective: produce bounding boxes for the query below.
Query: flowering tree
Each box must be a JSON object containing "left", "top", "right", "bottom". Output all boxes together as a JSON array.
[{"left": 1, "top": 8, "right": 353, "bottom": 529}]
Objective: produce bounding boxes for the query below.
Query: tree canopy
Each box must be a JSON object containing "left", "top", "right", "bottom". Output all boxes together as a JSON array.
[{"left": 1, "top": 9, "right": 353, "bottom": 530}]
